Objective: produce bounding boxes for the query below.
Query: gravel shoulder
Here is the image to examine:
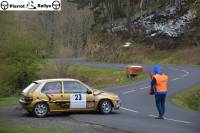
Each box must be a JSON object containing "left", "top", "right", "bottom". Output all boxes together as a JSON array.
[{"left": 0, "top": 103, "right": 131, "bottom": 133}]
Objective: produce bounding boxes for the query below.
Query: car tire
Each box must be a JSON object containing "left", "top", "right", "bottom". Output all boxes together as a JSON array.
[
  {"left": 99, "top": 100, "right": 112, "bottom": 114},
  {"left": 33, "top": 102, "right": 49, "bottom": 118},
  {"left": 27, "top": 110, "right": 34, "bottom": 116}
]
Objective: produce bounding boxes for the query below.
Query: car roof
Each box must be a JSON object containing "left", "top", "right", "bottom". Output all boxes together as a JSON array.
[
  {"left": 34, "top": 78, "right": 79, "bottom": 83},
  {"left": 126, "top": 65, "right": 143, "bottom": 68}
]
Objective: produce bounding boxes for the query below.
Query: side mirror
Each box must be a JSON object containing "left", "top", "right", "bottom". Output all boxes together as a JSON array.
[{"left": 87, "top": 89, "right": 92, "bottom": 94}]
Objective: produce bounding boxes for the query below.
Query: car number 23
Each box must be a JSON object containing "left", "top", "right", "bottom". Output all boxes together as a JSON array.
[
  {"left": 70, "top": 93, "right": 86, "bottom": 109},
  {"left": 74, "top": 94, "right": 82, "bottom": 100}
]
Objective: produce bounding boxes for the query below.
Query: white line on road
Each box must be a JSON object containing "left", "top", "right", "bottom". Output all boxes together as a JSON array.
[
  {"left": 139, "top": 86, "right": 150, "bottom": 90},
  {"left": 120, "top": 107, "right": 192, "bottom": 124},
  {"left": 181, "top": 74, "right": 188, "bottom": 78},
  {"left": 171, "top": 77, "right": 180, "bottom": 81},
  {"left": 123, "top": 89, "right": 136, "bottom": 94},
  {"left": 181, "top": 70, "right": 190, "bottom": 75},
  {"left": 148, "top": 114, "right": 192, "bottom": 124},
  {"left": 169, "top": 67, "right": 190, "bottom": 79},
  {"left": 120, "top": 107, "right": 138, "bottom": 113},
  {"left": 123, "top": 86, "right": 150, "bottom": 94},
  {"left": 169, "top": 67, "right": 179, "bottom": 71},
  {"left": 181, "top": 70, "right": 190, "bottom": 78}
]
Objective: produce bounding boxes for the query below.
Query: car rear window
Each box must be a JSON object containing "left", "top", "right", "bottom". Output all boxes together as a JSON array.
[
  {"left": 22, "top": 82, "right": 39, "bottom": 94},
  {"left": 41, "top": 81, "right": 62, "bottom": 94}
]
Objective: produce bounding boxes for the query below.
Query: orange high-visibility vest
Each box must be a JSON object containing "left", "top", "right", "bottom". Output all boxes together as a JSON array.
[{"left": 153, "top": 74, "right": 168, "bottom": 92}]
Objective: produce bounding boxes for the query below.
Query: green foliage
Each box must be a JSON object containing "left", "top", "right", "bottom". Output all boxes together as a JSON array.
[
  {"left": 38, "top": 60, "right": 70, "bottom": 79},
  {"left": 171, "top": 86, "right": 200, "bottom": 112},
  {"left": 0, "top": 34, "right": 40, "bottom": 96},
  {"left": 0, "top": 13, "right": 43, "bottom": 96}
]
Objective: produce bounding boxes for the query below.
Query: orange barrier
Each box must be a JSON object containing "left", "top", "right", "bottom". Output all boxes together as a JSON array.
[{"left": 126, "top": 65, "right": 144, "bottom": 78}]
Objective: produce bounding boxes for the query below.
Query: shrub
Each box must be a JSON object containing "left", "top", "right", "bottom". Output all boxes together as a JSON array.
[{"left": 0, "top": 33, "right": 40, "bottom": 96}]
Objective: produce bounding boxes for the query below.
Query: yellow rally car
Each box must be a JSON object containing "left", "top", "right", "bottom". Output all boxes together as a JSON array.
[{"left": 19, "top": 79, "right": 121, "bottom": 117}]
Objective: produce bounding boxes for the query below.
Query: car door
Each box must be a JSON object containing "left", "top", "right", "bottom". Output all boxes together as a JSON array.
[
  {"left": 41, "top": 81, "right": 64, "bottom": 110},
  {"left": 63, "top": 81, "right": 95, "bottom": 111}
]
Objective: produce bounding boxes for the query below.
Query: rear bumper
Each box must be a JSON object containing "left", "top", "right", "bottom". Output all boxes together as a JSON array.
[
  {"left": 18, "top": 99, "right": 33, "bottom": 111},
  {"left": 19, "top": 99, "right": 31, "bottom": 105}
]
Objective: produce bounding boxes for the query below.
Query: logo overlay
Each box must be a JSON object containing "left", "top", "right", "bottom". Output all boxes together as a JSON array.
[{"left": 0, "top": 0, "right": 61, "bottom": 11}]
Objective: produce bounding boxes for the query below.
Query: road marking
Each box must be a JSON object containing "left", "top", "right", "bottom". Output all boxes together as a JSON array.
[
  {"left": 181, "top": 70, "right": 190, "bottom": 75},
  {"left": 139, "top": 86, "right": 150, "bottom": 90},
  {"left": 148, "top": 114, "right": 192, "bottom": 124},
  {"left": 171, "top": 77, "right": 180, "bottom": 81},
  {"left": 169, "top": 68, "right": 179, "bottom": 71},
  {"left": 123, "top": 90, "right": 136, "bottom": 94},
  {"left": 181, "top": 74, "right": 187, "bottom": 78},
  {"left": 181, "top": 70, "right": 190, "bottom": 78},
  {"left": 169, "top": 67, "right": 190, "bottom": 79},
  {"left": 120, "top": 107, "right": 138, "bottom": 113},
  {"left": 123, "top": 86, "right": 150, "bottom": 94}
]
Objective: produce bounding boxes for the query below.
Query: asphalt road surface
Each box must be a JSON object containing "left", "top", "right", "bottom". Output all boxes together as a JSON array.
[{"left": 52, "top": 59, "right": 200, "bottom": 133}]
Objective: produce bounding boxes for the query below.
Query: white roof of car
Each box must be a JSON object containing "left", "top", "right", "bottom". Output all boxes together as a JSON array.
[
  {"left": 126, "top": 65, "right": 143, "bottom": 68},
  {"left": 35, "top": 78, "right": 79, "bottom": 83}
]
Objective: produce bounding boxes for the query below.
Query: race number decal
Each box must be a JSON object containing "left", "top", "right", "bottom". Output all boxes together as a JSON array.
[
  {"left": 75, "top": 94, "right": 82, "bottom": 100},
  {"left": 70, "top": 93, "right": 86, "bottom": 108}
]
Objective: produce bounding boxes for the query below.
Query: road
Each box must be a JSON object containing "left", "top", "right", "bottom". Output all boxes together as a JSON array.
[{"left": 53, "top": 59, "right": 200, "bottom": 133}]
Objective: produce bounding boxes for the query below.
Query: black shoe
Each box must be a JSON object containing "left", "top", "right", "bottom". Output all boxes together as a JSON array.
[{"left": 155, "top": 116, "right": 164, "bottom": 119}]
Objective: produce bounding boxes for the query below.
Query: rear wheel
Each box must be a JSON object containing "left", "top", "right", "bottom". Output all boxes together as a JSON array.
[
  {"left": 33, "top": 102, "right": 49, "bottom": 118},
  {"left": 27, "top": 110, "right": 34, "bottom": 116},
  {"left": 99, "top": 100, "right": 112, "bottom": 114}
]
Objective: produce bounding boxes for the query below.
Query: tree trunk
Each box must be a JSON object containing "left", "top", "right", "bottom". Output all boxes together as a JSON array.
[
  {"left": 178, "top": 0, "right": 182, "bottom": 11},
  {"left": 170, "top": 0, "right": 172, "bottom": 6},
  {"left": 105, "top": 0, "right": 114, "bottom": 32},
  {"left": 140, "top": 0, "right": 144, "bottom": 28},
  {"left": 50, "top": 13, "right": 55, "bottom": 50},
  {"left": 126, "top": 0, "right": 132, "bottom": 37}
]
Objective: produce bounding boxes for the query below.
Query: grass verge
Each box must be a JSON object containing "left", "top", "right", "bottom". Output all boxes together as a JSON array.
[
  {"left": 67, "top": 65, "right": 147, "bottom": 89},
  {"left": 0, "top": 120, "right": 70, "bottom": 133},
  {"left": 0, "top": 127, "right": 70, "bottom": 133},
  {"left": 0, "top": 96, "right": 20, "bottom": 106},
  {"left": 39, "top": 63, "right": 147, "bottom": 90},
  {"left": 171, "top": 86, "right": 200, "bottom": 112}
]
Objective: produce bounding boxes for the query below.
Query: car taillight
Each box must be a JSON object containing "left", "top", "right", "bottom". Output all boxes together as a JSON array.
[{"left": 24, "top": 96, "right": 33, "bottom": 102}]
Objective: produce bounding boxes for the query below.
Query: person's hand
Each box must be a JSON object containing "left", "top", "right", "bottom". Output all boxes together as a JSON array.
[
  {"left": 149, "top": 88, "right": 154, "bottom": 95},
  {"left": 148, "top": 71, "right": 153, "bottom": 79}
]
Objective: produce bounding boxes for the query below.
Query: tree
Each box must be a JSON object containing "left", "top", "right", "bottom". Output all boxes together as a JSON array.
[
  {"left": 177, "top": 0, "right": 182, "bottom": 11},
  {"left": 49, "top": 13, "right": 56, "bottom": 50},
  {"left": 126, "top": 0, "right": 132, "bottom": 36},
  {"left": 38, "top": 12, "right": 56, "bottom": 50},
  {"left": 140, "top": 0, "right": 144, "bottom": 27}
]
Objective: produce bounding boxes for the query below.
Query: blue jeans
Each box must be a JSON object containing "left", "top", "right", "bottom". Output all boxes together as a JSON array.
[{"left": 155, "top": 94, "right": 166, "bottom": 117}]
